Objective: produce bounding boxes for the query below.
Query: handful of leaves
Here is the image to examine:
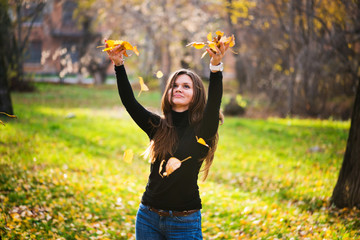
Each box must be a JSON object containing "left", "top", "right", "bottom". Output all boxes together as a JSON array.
[
  {"left": 98, "top": 40, "right": 139, "bottom": 57},
  {"left": 186, "top": 31, "right": 236, "bottom": 58}
]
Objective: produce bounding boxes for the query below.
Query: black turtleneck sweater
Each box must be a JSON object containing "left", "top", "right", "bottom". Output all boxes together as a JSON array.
[{"left": 115, "top": 65, "right": 223, "bottom": 211}]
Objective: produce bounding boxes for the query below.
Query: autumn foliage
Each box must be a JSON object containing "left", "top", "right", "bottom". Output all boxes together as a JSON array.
[
  {"left": 186, "top": 31, "right": 236, "bottom": 58},
  {"left": 98, "top": 40, "right": 139, "bottom": 57}
]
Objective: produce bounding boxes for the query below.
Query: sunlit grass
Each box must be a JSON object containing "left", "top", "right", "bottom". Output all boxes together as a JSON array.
[{"left": 0, "top": 82, "right": 358, "bottom": 239}]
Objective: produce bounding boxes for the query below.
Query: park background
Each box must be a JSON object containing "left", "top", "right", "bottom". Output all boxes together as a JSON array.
[{"left": 1, "top": 0, "right": 360, "bottom": 239}]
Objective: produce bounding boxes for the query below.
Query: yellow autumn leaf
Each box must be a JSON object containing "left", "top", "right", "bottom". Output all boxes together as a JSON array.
[
  {"left": 187, "top": 31, "right": 236, "bottom": 56},
  {"left": 0, "top": 112, "right": 17, "bottom": 126},
  {"left": 156, "top": 70, "right": 164, "bottom": 79},
  {"left": 0, "top": 112, "right": 17, "bottom": 118},
  {"left": 138, "top": 77, "right": 149, "bottom": 97},
  {"left": 159, "top": 156, "right": 191, "bottom": 178},
  {"left": 98, "top": 39, "right": 140, "bottom": 56},
  {"left": 10, "top": 212, "right": 21, "bottom": 222},
  {"left": 208, "top": 42, "right": 217, "bottom": 51},
  {"left": 215, "top": 30, "right": 224, "bottom": 37},
  {"left": 196, "top": 136, "right": 209, "bottom": 148},
  {"left": 186, "top": 42, "right": 207, "bottom": 49},
  {"left": 207, "top": 32, "right": 213, "bottom": 41},
  {"left": 123, "top": 149, "right": 133, "bottom": 164},
  {"left": 133, "top": 46, "right": 139, "bottom": 56},
  {"left": 75, "top": 235, "right": 83, "bottom": 240},
  {"left": 159, "top": 159, "right": 166, "bottom": 177}
]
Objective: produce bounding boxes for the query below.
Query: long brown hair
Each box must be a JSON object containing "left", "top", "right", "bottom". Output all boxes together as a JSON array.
[{"left": 147, "top": 69, "right": 223, "bottom": 180}]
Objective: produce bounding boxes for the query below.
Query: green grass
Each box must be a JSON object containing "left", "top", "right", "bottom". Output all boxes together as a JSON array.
[{"left": 0, "top": 82, "right": 358, "bottom": 239}]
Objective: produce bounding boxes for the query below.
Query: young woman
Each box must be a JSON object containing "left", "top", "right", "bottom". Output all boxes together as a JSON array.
[{"left": 107, "top": 41, "right": 229, "bottom": 239}]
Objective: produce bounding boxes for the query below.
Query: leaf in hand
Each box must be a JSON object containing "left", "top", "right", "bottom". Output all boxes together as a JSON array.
[
  {"left": 186, "top": 31, "right": 236, "bottom": 58},
  {"left": 98, "top": 39, "right": 140, "bottom": 56},
  {"left": 186, "top": 42, "right": 207, "bottom": 49}
]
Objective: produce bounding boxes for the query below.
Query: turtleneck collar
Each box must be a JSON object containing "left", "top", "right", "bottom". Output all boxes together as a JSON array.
[{"left": 171, "top": 109, "right": 190, "bottom": 127}]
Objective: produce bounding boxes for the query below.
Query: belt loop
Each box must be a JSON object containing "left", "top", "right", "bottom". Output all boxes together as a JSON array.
[{"left": 169, "top": 210, "right": 173, "bottom": 217}]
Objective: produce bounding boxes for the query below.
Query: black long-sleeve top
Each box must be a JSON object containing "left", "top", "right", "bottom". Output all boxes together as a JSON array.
[{"left": 115, "top": 65, "right": 223, "bottom": 211}]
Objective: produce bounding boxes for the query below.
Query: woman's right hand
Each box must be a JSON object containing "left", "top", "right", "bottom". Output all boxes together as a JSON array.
[{"left": 105, "top": 40, "right": 126, "bottom": 66}]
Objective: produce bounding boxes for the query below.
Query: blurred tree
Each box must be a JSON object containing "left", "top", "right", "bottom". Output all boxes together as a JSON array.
[
  {"left": 9, "top": 0, "right": 46, "bottom": 84},
  {"left": 74, "top": 1, "right": 110, "bottom": 84},
  {"left": 80, "top": 0, "right": 216, "bottom": 89},
  {"left": 1, "top": 0, "right": 45, "bottom": 114},
  {"left": 225, "top": 0, "right": 357, "bottom": 118},
  {"left": 0, "top": 0, "right": 14, "bottom": 114}
]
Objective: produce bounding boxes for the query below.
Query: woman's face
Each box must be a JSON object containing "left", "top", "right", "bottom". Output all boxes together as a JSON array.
[{"left": 168, "top": 74, "right": 194, "bottom": 112}]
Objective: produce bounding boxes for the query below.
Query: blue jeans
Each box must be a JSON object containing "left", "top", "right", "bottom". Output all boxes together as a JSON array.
[{"left": 135, "top": 203, "right": 203, "bottom": 240}]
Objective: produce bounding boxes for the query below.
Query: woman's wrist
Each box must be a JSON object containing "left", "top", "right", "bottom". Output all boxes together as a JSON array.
[
  {"left": 114, "top": 59, "right": 125, "bottom": 66},
  {"left": 209, "top": 62, "right": 223, "bottom": 72},
  {"left": 210, "top": 60, "right": 221, "bottom": 66}
]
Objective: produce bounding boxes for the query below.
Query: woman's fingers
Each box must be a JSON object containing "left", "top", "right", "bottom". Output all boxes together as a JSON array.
[
  {"left": 206, "top": 48, "right": 215, "bottom": 57},
  {"left": 104, "top": 38, "right": 108, "bottom": 48}
]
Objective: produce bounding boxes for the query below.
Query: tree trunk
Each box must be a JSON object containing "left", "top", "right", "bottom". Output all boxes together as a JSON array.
[
  {"left": 0, "top": 0, "right": 14, "bottom": 114},
  {"left": 15, "top": 0, "right": 24, "bottom": 83},
  {"left": 160, "top": 40, "right": 171, "bottom": 94},
  {"left": 0, "top": 76, "right": 13, "bottom": 115},
  {"left": 226, "top": 0, "right": 246, "bottom": 93},
  {"left": 287, "top": 0, "right": 295, "bottom": 116},
  {"left": 331, "top": 77, "right": 360, "bottom": 208}
]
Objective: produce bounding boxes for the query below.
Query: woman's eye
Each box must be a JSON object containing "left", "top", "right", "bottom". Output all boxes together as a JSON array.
[{"left": 184, "top": 85, "right": 190, "bottom": 89}]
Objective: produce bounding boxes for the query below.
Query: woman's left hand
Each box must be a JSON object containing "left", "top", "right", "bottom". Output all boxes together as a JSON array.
[{"left": 206, "top": 42, "right": 230, "bottom": 66}]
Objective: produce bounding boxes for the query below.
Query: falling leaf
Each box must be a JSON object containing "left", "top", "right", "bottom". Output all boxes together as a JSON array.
[
  {"left": 159, "top": 156, "right": 191, "bottom": 178},
  {"left": 159, "top": 160, "right": 166, "bottom": 177},
  {"left": 0, "top": 112, "right": 17, "bottom": 118},
  {"left": 123, "top": 149, "right": 133, "bottom": 164},
  {"left": 187, "top": 31, "right": 236, "bottom": 58},
  {"left": 0, "top": 112, "right": 17, "bottom": 126},
  {"left": 98, "top": 39, "right": 140, "bottom": 56},
  {"left": 196, "top": 136, "right": 209, "bottom": 148},
  {"left": 138, "top": 77, "right": 149, "bottom": 97},
  {"left": 156, "top": 70, "right": 164, "bottom": 79}
]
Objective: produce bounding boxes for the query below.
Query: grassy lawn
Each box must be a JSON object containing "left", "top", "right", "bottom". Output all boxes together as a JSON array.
[{"left": 0, "top": 82, "right": 358, "bottom": 239}]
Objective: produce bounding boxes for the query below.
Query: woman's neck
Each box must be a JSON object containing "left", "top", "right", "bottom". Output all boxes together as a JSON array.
[
  {"left": 171, "top": 106, "right": 189, "bottom": 112},
  {"left": 171, "top": 109, "right": 189, "bottom": 127}
]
